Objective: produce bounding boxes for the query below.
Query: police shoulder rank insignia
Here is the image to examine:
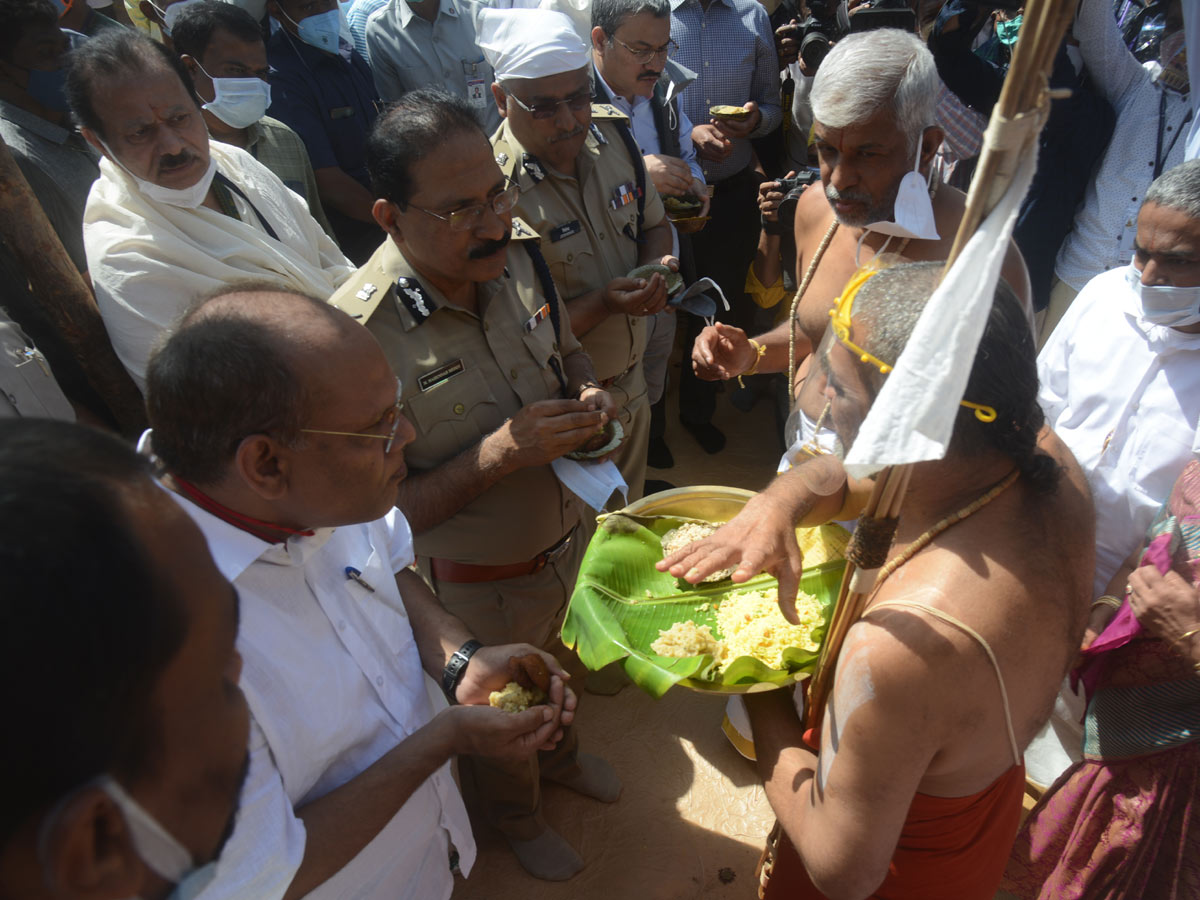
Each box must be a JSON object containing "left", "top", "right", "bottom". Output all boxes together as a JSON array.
[
  {"left": 355, "top": 283, "right": 377, "bottom": 301},
  {"left": 495, "top": 151, "right": 509, "bottom": 167},
  {"left": 395, "top": 275, "right": 436, "bottom": 325},
  {"left": 522, "top": 153, "right": 546, "bottom": 184},
  {"left": 524, "top": 302, "right": 550, "bottom": 333},
  {"left": 511, "top": 216, "right": 538, "bottom": 241},
  {"left": 590, "top": 102, "right": 627, "bottom": 122}
]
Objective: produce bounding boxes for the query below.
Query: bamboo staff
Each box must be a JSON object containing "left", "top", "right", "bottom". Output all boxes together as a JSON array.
[
  {"left": 0, "top": 132, "right": 145, "bottom": 435},
  {"left": 806, "top": 0, "right": 1076, "bottom": 729}
]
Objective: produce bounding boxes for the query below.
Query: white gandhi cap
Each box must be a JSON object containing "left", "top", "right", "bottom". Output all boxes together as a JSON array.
[{"left": 477, "top": 7, "right": 591, "bottom": 81}]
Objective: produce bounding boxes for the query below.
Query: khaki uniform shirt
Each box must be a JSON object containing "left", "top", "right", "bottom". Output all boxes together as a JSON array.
[
  {"left": 330, "top": 222, "right": 586, "bottom": 565},
  {"left": 491, "top": 106, "right": 667, "bottom": 384}
]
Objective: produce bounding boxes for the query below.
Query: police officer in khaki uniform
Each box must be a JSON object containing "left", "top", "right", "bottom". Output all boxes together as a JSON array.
[
  {"left": 479, "top": 6, "right": 678, "bottom": 501},
  {"left": 330, "top": 90, "right": 622, "bottom": 883}
]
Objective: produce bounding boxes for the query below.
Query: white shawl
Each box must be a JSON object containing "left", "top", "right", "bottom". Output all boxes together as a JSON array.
[{"left": 84, "top": 140, "right": 356, "bottom": 390}]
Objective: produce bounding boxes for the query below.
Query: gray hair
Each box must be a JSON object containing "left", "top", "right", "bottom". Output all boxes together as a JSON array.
[
  {"left": 592, "top": 0, "right": 669, "bottom": 36},
  {"left": 810, "top": 28, "right": 938, "bottom": 155},
  {"left": 1144, "top": 159, "right": 1200, "bottom": 219}
]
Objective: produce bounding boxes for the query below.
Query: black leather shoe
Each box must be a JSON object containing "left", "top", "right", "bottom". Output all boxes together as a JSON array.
[{"left": 647, "top": 436, "right": 674, "bottom": 469}]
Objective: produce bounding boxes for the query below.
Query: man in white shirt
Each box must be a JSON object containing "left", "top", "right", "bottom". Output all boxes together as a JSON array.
[
  {"left": 1029, "top": 158, "right": 1200, "bottom": 787},
  {"left": 1046, "top": 0, "right": 1194, "bottom": 338},
  {"left": 65, "top": 29, "right": 353, "bottom": 391},
  {"left": 143, "top": 285, "right": 575, "bottom": 900}
]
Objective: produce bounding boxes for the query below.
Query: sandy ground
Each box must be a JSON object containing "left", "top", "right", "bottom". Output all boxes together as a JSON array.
[{"left": 455, "top": 365, "right": 784, "bottom": 900}]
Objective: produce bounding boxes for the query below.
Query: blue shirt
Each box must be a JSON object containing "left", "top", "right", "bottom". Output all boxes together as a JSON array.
[
  {"left": 669, "top": 0, "right": 781, "bottom": 183},
  {"left": 346, "top": 0, "right": 387, "bottom": 61},
  {"left": 266, "top": 26, "right": 379, "bottom": 187}
]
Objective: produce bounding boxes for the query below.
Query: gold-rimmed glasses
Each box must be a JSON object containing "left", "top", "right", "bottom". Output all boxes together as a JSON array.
[{"left": 300, "top": 377, "right": 405, "bottom": 452}]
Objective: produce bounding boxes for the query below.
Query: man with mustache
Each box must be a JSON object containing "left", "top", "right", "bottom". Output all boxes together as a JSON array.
[
  {"left": 484, "top": 6, "right": 679, "bottom": 501},
  {"left": 590, "top": 0, "right": 707, "bottom": 474},
  {"left": 67, "top": 28, "right": 353, "bottom": 392},
  {"left": 690, "top": 29, "right": 1030, "bottom": 468},
  {"left": 331, "top": 90, "right": 620, "bottom": 882}
]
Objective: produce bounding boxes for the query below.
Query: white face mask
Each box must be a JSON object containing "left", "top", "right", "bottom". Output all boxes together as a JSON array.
[
  {"left": 1126, "top": 261, "right": 1200, "bottom": 328},
  {"left": 195, "top": 63, "right": 272, "bottom": 129},
  {"left": 100, "top": 138, "right": 218, "bottom": 209},
  {"left": 865, "top": 137, "right": 940, "bottom": 241},
  {"left": 99, "top": 776, "right": 220, "bottom": 900}
]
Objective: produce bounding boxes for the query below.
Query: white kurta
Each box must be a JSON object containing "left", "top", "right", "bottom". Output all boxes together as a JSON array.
[
  {"left": 172, "top": 499, "right": 476, "bottom": 900},
  {"left": 1026, "top": 265, "right": 1200, "bottom": 788},
  {"left": 85, "top": 141, "right": 354, "bottom": 390}
]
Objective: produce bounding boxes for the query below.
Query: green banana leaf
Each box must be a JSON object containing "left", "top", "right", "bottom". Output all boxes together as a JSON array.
[{"left": 562, "top": 511, "right": 847, "bottom": 699}]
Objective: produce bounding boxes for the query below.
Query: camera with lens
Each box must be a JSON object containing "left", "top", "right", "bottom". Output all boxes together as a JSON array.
[
  {"left": 764, "top": 167, "right": 820, "bottom": 235},
  {"left": 792, "top": 0, "right": 917, "bottom": 73}
]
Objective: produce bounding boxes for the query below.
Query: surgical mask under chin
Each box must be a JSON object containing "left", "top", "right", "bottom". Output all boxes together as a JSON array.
[
  {"left": 101, "top": 776, "right": 218, "bottom": 900},
  {"left": 282, "top": 6, "right": 345, "bottom": 53},
  {"left": 196, "top": 64, "right": 272, "bottom": 128},
  {"left": 99, "top": 138, "right": 218, "bottom": 210},
  {"left": 865, "top": 140, "right": 940, "bottom": 242},
  {"left": 1126, "top": 261, "right": 1200, "bottom": 328}
]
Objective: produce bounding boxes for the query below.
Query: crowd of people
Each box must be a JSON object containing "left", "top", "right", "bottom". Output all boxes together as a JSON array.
[{"left": 0, "top": 0, "right": 1198, "bottom": 898}]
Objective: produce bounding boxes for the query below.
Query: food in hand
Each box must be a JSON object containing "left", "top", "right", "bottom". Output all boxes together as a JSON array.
[
  {"left": 627, "top": 263, "right": 683, "bottom": 295},
  {"left": 511, "top": 651, "right": 552, "bottom": 693},
  {"left": 663, "top": 194, "right": 704, "bottom": 216},
  {"left": 565, "top": 418, "right": 624, "bottom": 460},
  {"left": 709, "top": 104, "right": 752, "bottom": 121},
  {"left": 660, "top": 521, "right": 734, "bottom": 582},
  {"left": 650, "top": 587, "right": 824, "bottom": 673},
  {"left": 489, "top": 681, "right": 546, "bottom": 712}
]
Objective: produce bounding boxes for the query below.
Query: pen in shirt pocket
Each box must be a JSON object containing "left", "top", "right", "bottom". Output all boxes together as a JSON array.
[{"left": 345, "top": 566, "right": 376, "bottom": 592}]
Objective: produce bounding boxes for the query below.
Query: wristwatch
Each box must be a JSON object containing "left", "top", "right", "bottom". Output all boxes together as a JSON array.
[{"left": 441, "top": 639, "right": 482, "bottom": 703}]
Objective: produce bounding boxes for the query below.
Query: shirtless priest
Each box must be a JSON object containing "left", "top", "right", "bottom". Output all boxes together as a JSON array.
[{"left": 662, "top": 262, "right": 1094, "bottom": 900}]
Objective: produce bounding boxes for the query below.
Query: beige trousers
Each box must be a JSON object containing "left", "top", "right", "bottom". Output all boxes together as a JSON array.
[{"left": 421, "top": 529, "right": 590, "bottom": 840}]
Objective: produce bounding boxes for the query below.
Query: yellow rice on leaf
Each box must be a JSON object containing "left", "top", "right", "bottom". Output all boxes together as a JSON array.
[{"left": 650, "top": 587, "right": 824, "bottom": 672}]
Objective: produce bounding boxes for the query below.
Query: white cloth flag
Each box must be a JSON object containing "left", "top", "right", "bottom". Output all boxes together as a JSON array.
[{"left": 842, "top": 131, "right": 1039, "bottom": 479}]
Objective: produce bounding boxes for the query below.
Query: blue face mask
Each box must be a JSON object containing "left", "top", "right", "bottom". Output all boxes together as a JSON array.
[
  {"left": 282, "top": 6, "right": 343, "bottom": 53},
  {"left": 24, "top": 66, "right": 69, "bottom": 112}
]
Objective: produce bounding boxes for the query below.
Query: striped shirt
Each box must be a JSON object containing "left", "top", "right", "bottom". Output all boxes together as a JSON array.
[{"left": 669, "top": 0, "right": 781, "bottom": 183}]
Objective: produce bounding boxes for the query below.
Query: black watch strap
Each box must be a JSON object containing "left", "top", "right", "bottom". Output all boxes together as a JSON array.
[{"left": 441, "top": 639, "right": 482, "bottom": 703}]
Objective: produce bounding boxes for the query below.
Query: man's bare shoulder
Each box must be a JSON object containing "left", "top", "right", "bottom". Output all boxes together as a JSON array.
[{"left": 793, "top": 181, "right": 834, "bottom": 242}]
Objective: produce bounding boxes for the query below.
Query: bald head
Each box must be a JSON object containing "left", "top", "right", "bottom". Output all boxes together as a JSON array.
[{"left": 147, "top": 285, "right": 381, "bottom": 486}]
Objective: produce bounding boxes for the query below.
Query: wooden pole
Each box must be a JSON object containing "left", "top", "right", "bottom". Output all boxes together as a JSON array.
[
  {"left": 806, "top": 0, "right": 1076, "bottom": 729},
  {"left": 0, "top": 132, "right": 145, "bottom": 435}
]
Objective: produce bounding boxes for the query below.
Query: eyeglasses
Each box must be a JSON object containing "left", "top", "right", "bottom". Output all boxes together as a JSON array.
[
  {"left": 828, "top": 268, "right": 998, "bottom": 424},
  {"left": 300, "top": 378, "right": 406, "bottom": 452},
  {"left": 506, "top": 88, "right": 592, "bottom": 120},
  {"left": 408, "top": 182, "right": 520, "bottom": 232},
  {"left": 613, "top": 36, "right": 677, "bottom": 65}
]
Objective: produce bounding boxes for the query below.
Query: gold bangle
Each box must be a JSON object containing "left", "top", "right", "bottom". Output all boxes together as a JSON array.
[
  {"left": 1091, "top": 595, "right": 1123, "bottom": 612},
  {"left": 1176, "top": 625, "right": 1200, "bottom": 646}
]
